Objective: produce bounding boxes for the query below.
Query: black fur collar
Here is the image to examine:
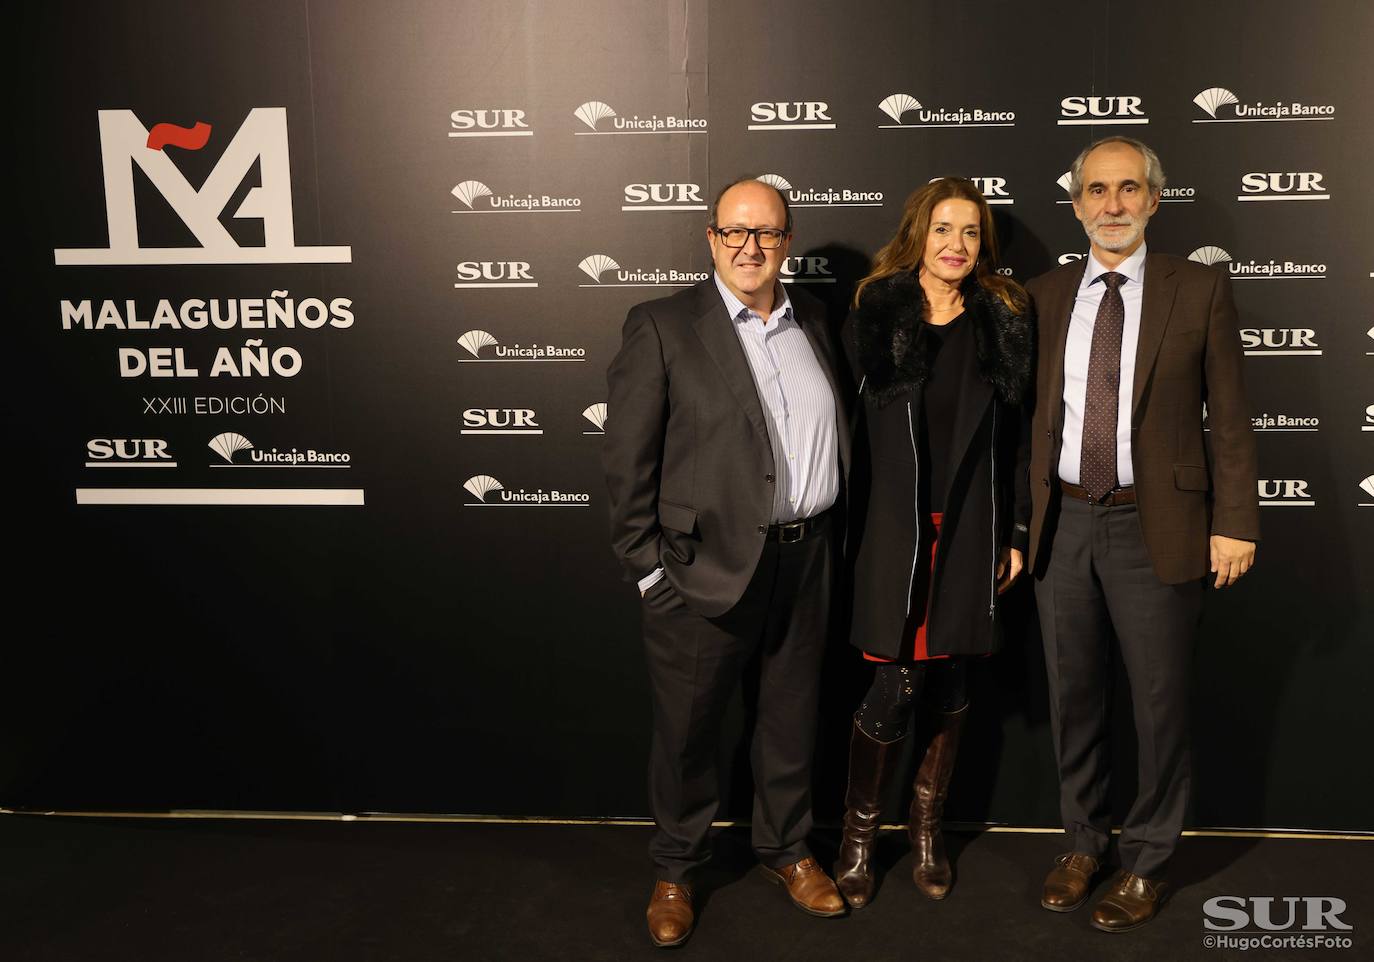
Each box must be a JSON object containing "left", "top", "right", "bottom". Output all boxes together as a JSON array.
[{"left": 852, "top": 271, "right": 1032, "bottom": 407}]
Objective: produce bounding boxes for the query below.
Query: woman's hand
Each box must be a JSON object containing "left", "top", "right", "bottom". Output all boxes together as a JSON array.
[{"left": 996, "top": 547, "right": 1023, "bottom": 595}]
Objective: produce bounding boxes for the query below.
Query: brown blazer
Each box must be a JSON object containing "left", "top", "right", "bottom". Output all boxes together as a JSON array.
[{"left": 1026, "top": 252, "right": 1260, "bottom": 585}]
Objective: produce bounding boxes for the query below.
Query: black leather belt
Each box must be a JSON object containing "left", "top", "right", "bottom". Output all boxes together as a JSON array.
[
  {"left": 765, "top": 508, "right": 831, "bottom": 543},
  {"left": 1061, "top": 480, "right": 1136, "bottom": 506}
]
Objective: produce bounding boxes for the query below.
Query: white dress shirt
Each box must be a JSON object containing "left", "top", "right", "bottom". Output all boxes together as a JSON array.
[
  {"left": 1058, "top": 244, "right": 1147, "bottom": 487},
  {"left": 639, "top": 275, "right": 839, "bottom": 593}
]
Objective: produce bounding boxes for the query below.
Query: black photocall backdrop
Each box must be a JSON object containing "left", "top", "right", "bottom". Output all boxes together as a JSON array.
[{"left": 6, "top": 0, "right": 1372, "bottom": 831}]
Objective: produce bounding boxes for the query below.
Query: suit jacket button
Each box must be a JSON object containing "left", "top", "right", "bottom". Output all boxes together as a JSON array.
[
  {"left": 757, "top": 524, "right": 767, "bottom": 535},
  {"left": 1046, "top": 430, "right": 1052, "bottom": 439},
  {"left": 765, "top": 474, "right": 775, "bottom": 483},
  {"left": 1041, "top": 478, "right": 1049, "bottom": 487}
]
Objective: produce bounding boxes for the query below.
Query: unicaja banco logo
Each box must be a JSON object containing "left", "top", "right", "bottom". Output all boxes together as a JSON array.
[
  {"left": 463, "top": 473, "right": 591, "bottom": 507},
  {"left": 575, "top": 100, "right": 616, "bottom": 130},
  {"left": 458, "top": 330, "right": 498, "bottom": 358},
  {"left": 583, "top": 403, "right": 607, "bottom": 435},
  {"left": 577, "top": 254, "right": 705, "bottom": 289},
  {"left": 209, "top": 432, "right": 253, "bottom": 464},
  {"left": 1360, "top": 476, "right": 1374, "bottom": 506},
  {"left": 578, "top": 254, "right": 621, "bottom": 283},
  {"left": 879, "top": 94, "right": 921, "bottom": 125},
  {"left": 1193, "top": 87, "right": 1239, "bottom": 119},
  {"left": 1191, "top": 86, "right": 1335, "bottom": 123},
  {"left": 464, "top": 474, "right": 504, "bottom": 502},
  {"left": 1190, "top": 245, "right": 1326, "bottom": 281},
  {"left": 1189, "top": 246, "right": 1232, "bottom": 267},
  {"left": 877, "top": 92, "right": 1014, "bottom": 129},
  {"left": 452, "top": 180, "right": 493, "bottom": 209},
  {"left": 54, "top": 109, "right": 351, "bottom": 266},
  {"left": 451, "top": 179, "right": 580, "bottom": 213},
  {"left": 758, "top": 172, "right": 883, "bottom": 209},
  {"left": 574, "top": 100, "right": 706, "bottom": 135},
  {"left": 456, "top": 330, "right": 586, "bottom": 362}
]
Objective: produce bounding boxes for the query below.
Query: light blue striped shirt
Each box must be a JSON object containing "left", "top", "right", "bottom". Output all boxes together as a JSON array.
[
  {"left": 714, "top": 273, "right": 839, "bottom": 522},
  {"left": 638, "top": 276, "right": 839, "bottom": 594}
]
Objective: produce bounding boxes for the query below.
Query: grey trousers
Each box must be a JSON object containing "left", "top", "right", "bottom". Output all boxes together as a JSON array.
[{"left": 1034, "top": 497, "right": 1203, "bottom": 879}]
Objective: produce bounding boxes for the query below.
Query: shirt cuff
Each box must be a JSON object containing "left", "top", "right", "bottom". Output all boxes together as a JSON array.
[{"left": 637, "top": 567, "right": 666, "bottom": 594}]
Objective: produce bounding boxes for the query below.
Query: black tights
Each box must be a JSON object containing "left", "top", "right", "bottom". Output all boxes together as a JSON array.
[{"left": 854, "top": 660, "right": 967, "bottom": 741}]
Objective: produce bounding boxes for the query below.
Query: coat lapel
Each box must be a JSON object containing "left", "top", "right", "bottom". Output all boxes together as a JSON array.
[
  {"left": 691, "top": 282, "right": 772, "bottom": 450},
  {"left": 1132, "top": 253, "right": 1179, "bottom": 422},
  {"left": 1042, "top": 259, "right": 1087, "bottom": 435}
]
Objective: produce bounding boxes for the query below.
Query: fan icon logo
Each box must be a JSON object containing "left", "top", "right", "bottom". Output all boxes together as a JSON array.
[
  {"left": 209, "top": 432, "right": 253, "bottom": 464},
  {"left": 757, "top": 172, "right": 883, "bottom": 209},
  {"left": 576, "top": 254, "right": 706, "bottom": 289},
  {"left": 464, "top": 474, "right": 504, "bottom": 502},
  {"left": 1191, "top": 87, "right": 1335, "bottom": 123},
  {"left": 582, "top": 403, "right": 607, "bottom": 435},
  {"left": 1359, "top": 476, "right": 1374, "bottom": 507},
  {"left": 456, "top": 330, "right": 586, "bottom": 362},
  {"left": 578, "top": 255, "right": 621, "bottom": 283},
  {"left": 1188, "top": 246, "right": 1233, "bottom": 267},
  {"left": 876, "top": 92, "right": 1015, "bottom": 129},
  {"left": 451, "top": 179, "right": 581, "bottom": 214},
  {"left": 574, "top": 100, "right": 706, "bottom": 135}
]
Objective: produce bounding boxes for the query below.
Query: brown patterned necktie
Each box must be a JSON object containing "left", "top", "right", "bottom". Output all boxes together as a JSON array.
[{"left": 1080, "top": 271, "right": 1126, "bottom": 502}]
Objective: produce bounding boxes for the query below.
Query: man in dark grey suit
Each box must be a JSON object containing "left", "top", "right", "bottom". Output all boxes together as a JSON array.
[{"left": 604, "top": 178, "right": 850, "bottom": 947}]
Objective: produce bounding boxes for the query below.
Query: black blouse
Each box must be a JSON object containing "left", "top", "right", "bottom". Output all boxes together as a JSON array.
[{"left": 917, "top": 310, "right": 976, "bottom": 513}]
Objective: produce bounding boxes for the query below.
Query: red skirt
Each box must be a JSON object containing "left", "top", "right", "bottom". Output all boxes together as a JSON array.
[{"left": 864, "top": 512, "right": 949, "bottom": 663}]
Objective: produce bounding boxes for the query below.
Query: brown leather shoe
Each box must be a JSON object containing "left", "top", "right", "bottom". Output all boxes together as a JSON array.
[
  {"left": 1091, "top": 870, "right": 1169, "bottom": 932},
  {"left": 759, "top": 857, "right": 847, "bottom": 917},
  {"left": 834, "top": 717, "right": 905, "bottom": 909},
  {"left": 646, "top": 880, "right": 694, "bottom": 947},
  {"left": 909, "top": 704, "right": 966, "bottom": 900},
  {"left": 1041, "top": 852, "right": 1101, "bottom": 912}
]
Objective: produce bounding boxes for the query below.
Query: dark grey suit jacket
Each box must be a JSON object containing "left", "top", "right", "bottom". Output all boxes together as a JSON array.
[{"left": 603, "top": 277, "right": 851, "bottom": 618}]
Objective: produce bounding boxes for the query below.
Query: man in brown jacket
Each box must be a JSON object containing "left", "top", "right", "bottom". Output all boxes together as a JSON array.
[{"left": 1026, "top": 137, "right": 1259, "bottom": 932}]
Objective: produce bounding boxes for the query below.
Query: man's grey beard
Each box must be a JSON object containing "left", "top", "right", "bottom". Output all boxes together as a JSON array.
[{"left": 1083, "top": 212, "right": 1149, "bottom": 252}]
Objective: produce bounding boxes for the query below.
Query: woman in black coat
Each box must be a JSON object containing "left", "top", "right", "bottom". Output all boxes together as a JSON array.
[{"left": 834, "top": 178, "right": 1033, "bottom": 909}]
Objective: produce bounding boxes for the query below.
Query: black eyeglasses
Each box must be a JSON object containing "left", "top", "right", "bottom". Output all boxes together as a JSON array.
[{"left": 710, "top": 226, "right": 788, "bottom": 249}]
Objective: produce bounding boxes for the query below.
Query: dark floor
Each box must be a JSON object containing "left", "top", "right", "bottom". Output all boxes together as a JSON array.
[{"left": 1, "top": 814, "right": 1370, "bottom": 962}]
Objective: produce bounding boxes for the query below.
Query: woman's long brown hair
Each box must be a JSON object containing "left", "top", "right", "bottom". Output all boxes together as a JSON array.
[{"left": 853, "top": 177, "right": 1027, "bottom": 315}]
